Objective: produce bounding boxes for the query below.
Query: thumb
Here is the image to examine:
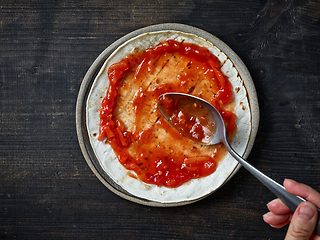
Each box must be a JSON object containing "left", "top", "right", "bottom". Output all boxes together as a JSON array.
[{"left": 285, "top": 202, "right": 318, "bottom": 240}]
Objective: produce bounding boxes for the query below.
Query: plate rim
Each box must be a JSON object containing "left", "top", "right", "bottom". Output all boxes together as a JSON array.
[{"left": 76, "top": 23, "right": 260, "bottom": 207}]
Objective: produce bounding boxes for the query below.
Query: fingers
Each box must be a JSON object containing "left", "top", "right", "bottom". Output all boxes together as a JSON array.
[
  {"left": 284, "top": 179, "right": 320, "bottom": 208},
  {"left": 263, "top": 179, "right": 320, "bottom": 239},
  {"left": 263, "top": 211, "right": 291, "bottom": 228},
  {"left": 264, "top": 198, "right": 292, "bottom": 228},
  {"left": 267, "top": 198, "right": 292, "bottom": 215},
  {"left": 285, "top": 201, "right": 318, "bottom": 240},
  {"left": 266, "top": 179, "right": 320, "bottom": 215}
]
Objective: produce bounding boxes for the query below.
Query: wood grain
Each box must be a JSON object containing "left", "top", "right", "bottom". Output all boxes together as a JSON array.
[{"left": 1, "top": 0, "right": 320, "bottom": 239}]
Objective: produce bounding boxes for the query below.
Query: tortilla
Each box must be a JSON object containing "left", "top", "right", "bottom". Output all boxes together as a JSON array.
[{"left": 86, "top": 30, "right": 251, "bottom": 203}]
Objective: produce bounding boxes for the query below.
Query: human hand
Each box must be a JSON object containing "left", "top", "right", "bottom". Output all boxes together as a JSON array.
[{"left": 263, "top": 179, "right": 320, "bottom": 240}]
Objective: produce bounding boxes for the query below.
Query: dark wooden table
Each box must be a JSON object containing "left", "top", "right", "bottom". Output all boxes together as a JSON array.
[{"left": 1, "top": 0, "right": 320, "bottom": 239}]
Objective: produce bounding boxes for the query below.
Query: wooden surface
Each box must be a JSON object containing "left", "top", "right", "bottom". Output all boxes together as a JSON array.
[{"left": 1, "top": 0, "right": 320, "bottom": 239}]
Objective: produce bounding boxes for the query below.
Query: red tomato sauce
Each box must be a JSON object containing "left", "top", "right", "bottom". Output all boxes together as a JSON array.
[
  {"left": 158, "top": 94, "right": 216, "bottom": 145},
  {"left": 98, "top": 39, "right": 237, "bottom": 188}
]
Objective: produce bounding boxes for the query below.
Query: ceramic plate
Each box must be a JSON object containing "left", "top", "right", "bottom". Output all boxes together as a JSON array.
[{"left": 76, "top": 23, "right": 259, "bottom": 207}]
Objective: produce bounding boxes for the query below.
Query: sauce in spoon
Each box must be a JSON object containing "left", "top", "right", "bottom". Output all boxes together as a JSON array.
[{"left": 158, "top": 94, "right": 216, "bottom": 144}]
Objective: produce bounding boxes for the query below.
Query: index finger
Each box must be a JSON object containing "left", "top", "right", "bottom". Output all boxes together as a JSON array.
[{"left": 284, "top": 179, "right": 320, "bottom": 209}]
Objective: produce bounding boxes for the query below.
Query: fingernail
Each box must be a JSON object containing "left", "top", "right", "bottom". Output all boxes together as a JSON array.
[
  {"left": 298, "top": 202, "right": 316, "bottom": 221},
  {"left": 263, "top": 212, "right": 271, "bottom": 220},
  {"left": 284, "top": 179, "right": 297, "bottom": 185},
  {"left": 267, "top": 198, "right": 280, "bottom": 207}
]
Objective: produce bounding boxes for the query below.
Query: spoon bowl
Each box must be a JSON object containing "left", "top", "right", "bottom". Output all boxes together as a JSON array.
[
  {"left": 158, "top": 92, "right": 320, "bottom": 235},
  {"left": 157, "top": 92, "right": 234, "bottom": 147}
]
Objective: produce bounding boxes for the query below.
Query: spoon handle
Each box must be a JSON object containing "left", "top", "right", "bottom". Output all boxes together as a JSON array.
[{"left": 224, "top": 138, "right": 320, "bottom": 235}]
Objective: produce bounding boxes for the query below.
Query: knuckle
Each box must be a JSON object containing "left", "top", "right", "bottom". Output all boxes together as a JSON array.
[{"left": 290, "top": 224, "right": 311, "bottom": 239}]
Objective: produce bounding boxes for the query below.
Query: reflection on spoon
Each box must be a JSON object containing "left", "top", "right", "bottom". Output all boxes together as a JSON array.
[{"left": 158, "top": 92, "right": 320, "bottom": 236}]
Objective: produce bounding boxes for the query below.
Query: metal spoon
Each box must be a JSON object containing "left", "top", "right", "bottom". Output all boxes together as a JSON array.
[{"left": 158, "top": 92, "right": 320, "bottom": 235}]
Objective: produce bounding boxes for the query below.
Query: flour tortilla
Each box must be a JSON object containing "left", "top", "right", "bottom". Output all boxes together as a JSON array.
[{"left": 86, "top": 31, "right": 251, "bottom": 203}]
